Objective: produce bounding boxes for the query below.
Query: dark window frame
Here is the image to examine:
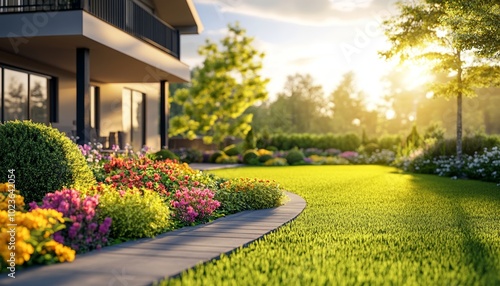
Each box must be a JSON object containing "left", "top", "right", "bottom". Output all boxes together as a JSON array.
[{"left": 0, "top": 64, "right": 57, "bottom": 124}]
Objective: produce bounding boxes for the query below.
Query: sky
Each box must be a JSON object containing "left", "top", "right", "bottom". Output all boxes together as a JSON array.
[{"left": 180, "top": 0, "right": 404, "bottom": 108}]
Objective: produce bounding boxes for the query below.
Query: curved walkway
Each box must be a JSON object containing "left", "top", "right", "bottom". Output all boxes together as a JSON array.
[{"left": 3, "top": 192, "right": 306, "bottom": 286}]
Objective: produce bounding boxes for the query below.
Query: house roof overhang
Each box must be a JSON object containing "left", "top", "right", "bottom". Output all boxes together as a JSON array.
[
  {"left": 153, "top": 0, "right": 204, "bottom": 35},
  {"left": 0, "top": 11, "right": 191, "bottom": 83}
]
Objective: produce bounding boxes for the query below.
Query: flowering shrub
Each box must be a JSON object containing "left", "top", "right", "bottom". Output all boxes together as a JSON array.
[
  {"left": 396, "top": 147, "right": 500, "bottom": 184},
  {"left": 170, "top": 187, "right": 220, "bottom": 225},
  {"left": 0, "top": 208, "right": 75, "bottom": 268},
  {"left": 29, "top": 189, "right": 112, "bottom": 253},
  {"left": 216, "top": 178, "right": 286, "bottom": 214},
  {"left": 92, "top": 185, "right": 171, "bottom": 239},
  {"left": 339, "top": 151, "right": 359, "bottom": 163},
  {"left": 101, "top": 157, "right": 200, "bottom": 197}
]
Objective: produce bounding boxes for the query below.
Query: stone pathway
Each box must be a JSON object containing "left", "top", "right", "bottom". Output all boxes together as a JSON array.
[{"left": 2, "top": 192, "right": 306, "bottom": 286}]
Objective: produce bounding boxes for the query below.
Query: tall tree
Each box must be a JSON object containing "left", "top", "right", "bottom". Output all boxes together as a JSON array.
[
  {"left": 380, "top": 0, "right": 500, "bottom": 161},
  {"left": 330, "top": 72, "right": 366, "bottom": 134},
  {"left": 170, "top": 23, "right": 269, "bottom": 144},
  {"left": 278, "top": 73, "right": 326, "bottom": 133}
]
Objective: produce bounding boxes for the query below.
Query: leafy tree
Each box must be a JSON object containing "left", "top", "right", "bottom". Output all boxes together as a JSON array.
[
  {"left": 436, "top": 0, "right": 500, "bottom": 58},
  {"left": 329, "top": 72, "right": 366, "bottom": 134},
  {"left": 170, "top": 23, "right": 269, "bottom": 144},
  {"left": 277, "top": 73, "right": 327, "bottom": 133},
  {"left": 380, "top": 0, "right": 500, "bottom": 161}
]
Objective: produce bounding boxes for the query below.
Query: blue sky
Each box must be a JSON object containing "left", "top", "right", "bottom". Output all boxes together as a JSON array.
[{"left": 181, "top": 0, "right": 404, "bottom": 107}]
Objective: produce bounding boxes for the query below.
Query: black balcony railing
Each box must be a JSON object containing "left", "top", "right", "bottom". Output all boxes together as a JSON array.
[{"left": 0, "top": 0, "right": 180, "bottom": 58}]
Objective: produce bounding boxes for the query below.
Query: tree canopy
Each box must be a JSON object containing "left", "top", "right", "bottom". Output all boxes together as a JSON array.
[
  {"left": 169, "top": 23, "right": 269, "bottom": 144},
  {"left": 380, "top": 0, "right": 500, "bottom": 160}
]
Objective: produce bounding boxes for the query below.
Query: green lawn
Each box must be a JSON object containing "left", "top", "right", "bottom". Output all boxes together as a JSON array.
[{"left": 159, "top": 165, "right": 500, "bottom": 285}]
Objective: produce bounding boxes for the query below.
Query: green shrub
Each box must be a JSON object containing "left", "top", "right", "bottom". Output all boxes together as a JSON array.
[
  {"left": 210, "top": 151, "right": 226, "bottom": 163},
  {"left": 223, "top": 144, "right": 241, "bottom": 156},
  {"left": 95, "top": 185, "right": 170, "bottom": 239},
  {"left": 154, "top": 149, "right": 179, "bottom": 161},
  {"left": 286, "top": 149, "right": 305, "bottom": 165},
  {"left": 242, "top": 150, "right": 259, "bottom": 164},
  {"left": 171, "top": 148, "right": 202, "bottom": 163},
  {"left": 215, "top": 155, "right": 239, "bottom": 164},
  {"left": 242, "top": 128, "right": 256, "bottom": 150},
  {"left": 264, "top": 158, "right": 288, "bottom": 166},
  {"left": 216, "top": 178, "right": 286, "bottom": 214},
  {"left": 258, "top": 154, "right": 274, "bottom": 163},
  {"left": 0, "top": 120, "right": 95, "bottom": 203},
  {"left": 362, "top": 143, "right": 380, "bottom": 155},
  {"left": 266, "top": 146, "right": 278, "bottom": 152}
]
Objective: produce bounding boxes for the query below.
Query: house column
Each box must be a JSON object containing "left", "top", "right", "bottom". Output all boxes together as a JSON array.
[
  {"left": 76, "top": 48, "right": 90, "bottom": 145},
  {"left": 160, "top": 80, "right": 168, "bottom": 149}
]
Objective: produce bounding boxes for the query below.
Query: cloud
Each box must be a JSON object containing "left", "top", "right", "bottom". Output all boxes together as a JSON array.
[{"left": 195, "top": 0, "right": 398, "bottom": 26}]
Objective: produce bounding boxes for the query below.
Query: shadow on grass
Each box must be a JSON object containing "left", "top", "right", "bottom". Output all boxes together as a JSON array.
[{"left": 407, "top": 173, "right": 500, "bottom": 282}]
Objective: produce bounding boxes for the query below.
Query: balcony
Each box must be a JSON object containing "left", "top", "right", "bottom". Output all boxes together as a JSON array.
[{"left": 0, "top": 0, "right": 180, "bottom": 58}]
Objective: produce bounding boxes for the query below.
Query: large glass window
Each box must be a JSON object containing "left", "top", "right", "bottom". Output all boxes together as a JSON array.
[
  {"left": 30, "top": 74, "right": 48, "bottom": 124},
  {"left": 1, "top": 66, "right": 51, "bottom": 124},
  {"left": 122, "top": 88, "right": 145, "bottom": 151},
  {"left": 4, "top": 69, "right": 28, "bottom": 121}
]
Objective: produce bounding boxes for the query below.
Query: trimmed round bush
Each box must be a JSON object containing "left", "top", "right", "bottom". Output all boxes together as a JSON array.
[
  {"left": 210, "top": 150, "right": 226, "bottom": 163},
  {"left": 258, "top": 154, "right": 274, "bottom": 163},
  {"left": 154, "top": 149, "right": 179, "bottom": 161},
  {"left": 223, "top": 144, "right": 240, "bottom": 156},
  {"left": 286, "top": 149, "right": 305, "bottom": 165},
  {"left": 216, "top": 178, "right": 286, "bottom": 214},
  {"left": 95, "top": 185, "right": 171, "bottom": 239},
  {"left": 264, "top": 158, "right": 288, "bottom": 166},
  {"left": 242, "top": 150, "right": 259, "bottom": 165},
  {"left": 0, "top": 120, "right": 95, "bottom": 203}
]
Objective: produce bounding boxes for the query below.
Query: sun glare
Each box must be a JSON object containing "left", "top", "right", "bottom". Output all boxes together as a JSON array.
[{"left": 403, "top": 64, "right": 432, "bottom": 90}]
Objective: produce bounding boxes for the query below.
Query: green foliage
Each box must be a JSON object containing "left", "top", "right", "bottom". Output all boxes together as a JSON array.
[
  {"left": 96, "top": 186, "right": 170, "bottom": 239},
  {"left": 261, "top": 133, "right": 361, "bottom": 151},
  {"left": 154, "top": 149, "right": 179, "bottom": 161},
  {"left": 361, "top": 143, "right": 380, "bottom": 155},
  {"left": 258, "top": 154, "right": 273, "bottom": 163},
  {"left": 243, "top": 128, "right": 256, "bottom": 150},
  {"left": 169, "top": 22, "right": 269, "bottom": 144},
  {"left": 215, "top": 155, "right": 239, "bottom": 164},
  {"left": 406, "top": 126, "right": 422, "bottom": 148},
  {"left": 162, "top": 166, "right": 500, "bottom": 285},
  {"left": 380, "top": 0, "right": 500, "bottom": 159},
  {"left": 263, "top": 158, "right": 288, "bottom": 166},
  {"left": 215, "top": 178, "right": 286, "bottom": 214},
  {"left": 242, "top": 150, "right": 259, "bottom": 165},
  {"left": 223, "top": 144, "right": 240, "bottom": 156},
  {"left": 171, "top": 148, "right": 203, "bottom": 163},
  {"left": 285, "top": 149, "right": 305, "bottom": 165},
  {"left": 209, "top": 151, "right": 225, "bottom": 163},
  {"left": 0, "top": 120, "right": 95, "bottom": 203}
]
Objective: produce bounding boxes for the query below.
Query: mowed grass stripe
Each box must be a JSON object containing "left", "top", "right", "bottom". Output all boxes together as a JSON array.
[{"left": 159, "top": 166, "right": 500, "bottom": 285}]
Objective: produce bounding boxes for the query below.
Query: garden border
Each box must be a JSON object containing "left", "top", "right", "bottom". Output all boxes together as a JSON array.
[{"left": 2, "top": 192, "right": 306, "bottom": 286}]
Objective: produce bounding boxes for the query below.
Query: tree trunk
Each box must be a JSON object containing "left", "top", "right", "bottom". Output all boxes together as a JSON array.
[
  {"left": 456, "top": 92, "right": 463, "bottom": 162},
  {"left": 456, "top": 51, "right": 463, "bottom": 164}
]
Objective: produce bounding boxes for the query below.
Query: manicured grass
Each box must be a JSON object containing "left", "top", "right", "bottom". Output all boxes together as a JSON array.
[{"left": 158, "top": 166, "right": 500, "bottom": 285}]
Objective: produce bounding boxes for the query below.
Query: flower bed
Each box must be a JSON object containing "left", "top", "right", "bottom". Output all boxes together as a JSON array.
[{"left": 1, "top": 138, "right": 288, "bottom": 271}]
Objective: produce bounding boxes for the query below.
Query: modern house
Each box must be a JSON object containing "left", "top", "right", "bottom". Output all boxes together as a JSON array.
[{"left": 0, "top": 0, "right": 203, "bottom": 151}]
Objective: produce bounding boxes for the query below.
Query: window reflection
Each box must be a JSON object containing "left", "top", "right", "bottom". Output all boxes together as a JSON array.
[
  {"left": 1, "top": 67, "right": 50, "bottom": 123},
  {"left": 122, "top": 88, "right": 145, "bottom": 151},
  {"left": 30, "top": 74, "right": 48, "bottom": 124},
  {"left": 4, "top": 69, "right": 28, "bottom": 121}
]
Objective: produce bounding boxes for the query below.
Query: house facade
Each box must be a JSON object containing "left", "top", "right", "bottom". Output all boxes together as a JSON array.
[{"left": 0, "top": 0, "right": 202, "bottom": 151}]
